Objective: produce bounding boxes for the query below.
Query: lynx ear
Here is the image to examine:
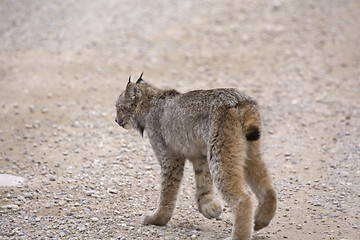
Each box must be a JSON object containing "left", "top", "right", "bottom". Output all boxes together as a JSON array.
[
  {"left": 136, "top": 72, "right": 146, "bottom": 84},
  {"left": 127, "top": 75, "right": 131, "bottom": 85},
  {"left": 125, "top": 82, "right": 142, "bottom": 100}
]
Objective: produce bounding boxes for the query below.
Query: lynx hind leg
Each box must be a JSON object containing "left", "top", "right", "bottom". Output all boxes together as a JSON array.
[
  {"left": 192, "top": 157, "right": 222, "bottom": 219},
  {"left": 209, "top": 107, "right": 253, "bottom": 240},
  {"left": 245, "top": 140, "right": 277, "bottom": 231},
  {"left": 142, "top": 157, "right": 185, "bottom": 226}
]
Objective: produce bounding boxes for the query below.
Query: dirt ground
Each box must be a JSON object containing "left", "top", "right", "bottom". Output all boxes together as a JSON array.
[{"left": 1, "top": 0, "right": 359, "bottom": 239}]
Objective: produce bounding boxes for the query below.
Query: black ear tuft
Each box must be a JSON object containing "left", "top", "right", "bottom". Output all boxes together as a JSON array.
[
  {"left": 136, "top": 72, "right": 146, "bottom": 84},
  {"left": 128, "top": 75, "right": 131, "bottom": 84}
]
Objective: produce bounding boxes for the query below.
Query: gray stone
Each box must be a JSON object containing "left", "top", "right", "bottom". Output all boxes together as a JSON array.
[{"left": 0, "top": 174, "right": 25, "bottom": 187}]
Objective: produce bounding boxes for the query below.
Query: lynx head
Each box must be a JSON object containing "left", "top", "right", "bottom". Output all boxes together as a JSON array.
[{"left": 115, "top": 73, "right": 146, "bottom": 134}]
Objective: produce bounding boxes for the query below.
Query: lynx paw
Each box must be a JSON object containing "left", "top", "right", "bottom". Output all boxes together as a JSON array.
[
  {"left": 254, "top": 189, "right": 277, "bottom": 231},
  {"left": 199, "top": 199, "right": 222, "bottom": 219},
  {"left": 254, "top": 218, "right": 270, "bottom": 231},
  {"left": 141, "top": 211, "right": 170, "bottom": 226}
]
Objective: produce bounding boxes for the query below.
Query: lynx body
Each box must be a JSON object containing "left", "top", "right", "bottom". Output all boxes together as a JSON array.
[{"left": 115, "top": 74, "right": 277, "bottom": 240}]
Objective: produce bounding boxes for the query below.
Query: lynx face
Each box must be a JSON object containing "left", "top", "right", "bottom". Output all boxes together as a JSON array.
[
  {"left": 115, "top": 91, "right": 134, "bottom": 130},
  {"left": 115, "top": 83, "right": 140, "bottom": 130},
  {"left": 115, "top": 78, "right": 144, "bottom": 133}
]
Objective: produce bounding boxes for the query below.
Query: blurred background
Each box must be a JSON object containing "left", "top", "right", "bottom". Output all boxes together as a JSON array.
[{"left": 1, "top": 0, "right": 359, "bottom": 239}]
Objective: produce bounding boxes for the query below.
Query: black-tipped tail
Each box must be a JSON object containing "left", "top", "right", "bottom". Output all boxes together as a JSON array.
[{"left": 245, "top": 126, "right": 260, "bottom": 141}]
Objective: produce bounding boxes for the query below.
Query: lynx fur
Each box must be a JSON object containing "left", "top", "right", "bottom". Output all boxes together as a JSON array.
[{"left": 115, "top": 74, "right": 277, "bottom": 240}]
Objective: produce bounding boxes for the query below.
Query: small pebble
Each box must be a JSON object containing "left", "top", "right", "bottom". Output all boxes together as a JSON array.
[
  {"left": 86, "top": 190, "right": 95, "bottom": 196},
  {"left": 29, "top": 105, "right": 35, "bottom": 113},
  {"left": 41, "top": 107, "right": 48, "bottom": 114},
  {"left": 109, "top": 188, "right": 118, "bottom": 194}
]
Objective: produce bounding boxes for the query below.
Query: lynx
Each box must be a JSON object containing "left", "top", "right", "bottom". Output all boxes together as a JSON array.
[{"left": 115, "top": 73, "right": 277, "bottom": 240}]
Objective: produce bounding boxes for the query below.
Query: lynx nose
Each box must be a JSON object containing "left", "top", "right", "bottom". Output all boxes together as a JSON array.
[{"left": 115, "top": 118, "right": 125, "bottom": 127}]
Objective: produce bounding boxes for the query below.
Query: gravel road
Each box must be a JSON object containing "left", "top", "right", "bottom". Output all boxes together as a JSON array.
[{"left": 1, "top": 0, "right": 359, "bottom": 239}]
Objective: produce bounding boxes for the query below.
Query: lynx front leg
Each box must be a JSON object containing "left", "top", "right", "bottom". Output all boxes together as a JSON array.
[
  {"left": 142, "top": 157, "right": 185, "bottom": 226},
  {"left": 245, "top": 140, "right": 277, "bottom": 231},
  {"left": 192, "top": 157, "right": 222, "bottom": 219}
]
